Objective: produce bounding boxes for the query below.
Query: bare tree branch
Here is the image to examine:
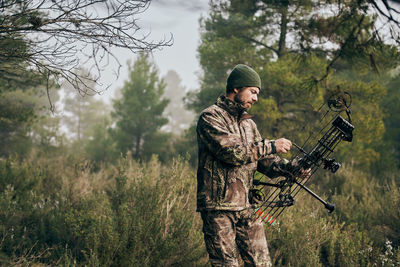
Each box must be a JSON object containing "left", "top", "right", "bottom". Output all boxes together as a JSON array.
[{"left": 0, "top": 0, "right": 173, "bottom": 95}]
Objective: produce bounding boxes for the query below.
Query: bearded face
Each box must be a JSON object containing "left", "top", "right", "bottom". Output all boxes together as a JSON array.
[{"left": 233, "top": 86, "right": 259, "bottom": 110}]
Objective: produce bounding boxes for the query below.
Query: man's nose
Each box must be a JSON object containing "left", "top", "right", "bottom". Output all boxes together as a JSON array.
[{"left": 252, "top": 94, "right": 258, "bottom": 102}]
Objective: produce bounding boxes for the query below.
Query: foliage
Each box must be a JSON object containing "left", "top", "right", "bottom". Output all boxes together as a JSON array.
[
  {"left": 62, "top": 68, "right": 107, "bottom": 143},
  {"left": 381, "top": 73, "right": 400, "bottom": 168},
  {"left": 163, "top": 70, "right": 195, "bottom": 135},
  {"left": 189, "top": 0, "right": 398, "bottom": 112},
  {"left": 265, "top": 164, "right": 400, "bottom": 266},
  {"left": 0, "top": 83, "right": 61, "bottom": 157},
  {"left": 64, "top": 94, "right": 111, "bottom": 158},
  {"left": 84, "top": 117, "right": 118, "bottom": 167},
  {"left": 0, "top": 155, "right": 207, "bottom": 266},
  {"left": 112, "top": 53, "right": 170, "bottom": 161},
  {"left": 171, "top": 124, "right": 198, "bottom": 167},
  {"left": 1, "top": 156, "right": 399, "bottom": 266},
  {"left": 0, "top": 90, "right": 35, "bottom": 156}
]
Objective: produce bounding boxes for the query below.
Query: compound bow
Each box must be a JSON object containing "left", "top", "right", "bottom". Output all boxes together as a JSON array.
[{"left": 251, "top": 90, "right": 354, "bottom": 226}]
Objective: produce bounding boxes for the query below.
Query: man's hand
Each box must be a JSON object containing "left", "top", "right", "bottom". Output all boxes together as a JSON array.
[
  {"left": 300, "top": 168, "right": 312, "bottom": 179},
  {"left": 275, "top": 138, "right": 292, "bottom": 153}
]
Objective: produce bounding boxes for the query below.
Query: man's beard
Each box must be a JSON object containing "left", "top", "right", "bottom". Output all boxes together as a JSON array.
[{"left": 234, "top": 94, "right": 251, "bottom": 110}]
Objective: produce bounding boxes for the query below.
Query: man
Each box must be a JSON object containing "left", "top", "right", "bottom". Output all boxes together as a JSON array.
[{"left": 196, "top": 64, "right": 294, "bottom": 266}]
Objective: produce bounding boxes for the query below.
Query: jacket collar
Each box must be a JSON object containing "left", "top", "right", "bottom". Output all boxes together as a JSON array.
[{"left": 216, "top": 94, "right": 252, "bottom": 120}]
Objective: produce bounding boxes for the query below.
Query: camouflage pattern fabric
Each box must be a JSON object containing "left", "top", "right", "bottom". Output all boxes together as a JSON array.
[
  {"left": 201, "top": 209, "right": 272, "bottom": 267},
  {"left": 196, "top": 95, "right": 289, "bottom": 212}
]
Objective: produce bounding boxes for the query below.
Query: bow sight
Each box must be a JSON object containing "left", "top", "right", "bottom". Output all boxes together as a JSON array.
[
  {"left": 252, "top": 91, "right": 354, "bottom": 226},
  {"left": 297, "top": 116, "right": 354, "bottom": 173}
]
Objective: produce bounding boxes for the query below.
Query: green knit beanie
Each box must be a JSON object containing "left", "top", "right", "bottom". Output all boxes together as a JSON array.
[{"left": 226, "top": 64, "right": 261, "bottom": 92}]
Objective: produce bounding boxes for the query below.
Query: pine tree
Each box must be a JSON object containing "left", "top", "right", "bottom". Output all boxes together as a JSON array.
[
  {"left": 112, "top": 53, "right": 169, "bottom": 160},
  {"left": 163, "top": 70, "right": 194, "bottom": 135}
]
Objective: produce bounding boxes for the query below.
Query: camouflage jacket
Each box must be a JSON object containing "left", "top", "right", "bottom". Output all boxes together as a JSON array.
[{"left": 196, "top": 95, "right": 289, "bottom": 211}]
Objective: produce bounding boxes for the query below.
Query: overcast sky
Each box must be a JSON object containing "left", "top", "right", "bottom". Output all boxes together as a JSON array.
[{"left": 97, "top": 1, "right": 209, "bottom": 102}]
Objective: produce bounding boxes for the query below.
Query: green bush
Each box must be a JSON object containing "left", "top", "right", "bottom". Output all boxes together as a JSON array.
[
  {"left": 0, "top": 156, "right": 207, "bottom": 266},
  {"left": 266, "top": 163, "right": 400, "bottom": 266}
]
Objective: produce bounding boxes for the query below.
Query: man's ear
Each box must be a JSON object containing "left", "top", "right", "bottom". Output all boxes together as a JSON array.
[{"left": 233, "top": 88, "right": 239, "bottom": 94}]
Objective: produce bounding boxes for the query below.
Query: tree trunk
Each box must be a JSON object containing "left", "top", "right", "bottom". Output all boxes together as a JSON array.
[{"left": 278, "top": 2, "right": 289, "bottom": 58}]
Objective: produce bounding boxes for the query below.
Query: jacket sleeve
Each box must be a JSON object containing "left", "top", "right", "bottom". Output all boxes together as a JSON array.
[
  {"left": 257, "top": 155, "right": 291, "bottom": 178},
  {"left": 254, "top": 127, "right": 291, "bottom": 178},
  {"left": 197, "top": 111, "right": 275, "bottom": 166}
]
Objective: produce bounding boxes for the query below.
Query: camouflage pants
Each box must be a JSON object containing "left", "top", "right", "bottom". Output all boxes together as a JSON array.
[{"left": 200, "top": 209, "right": 272, "bottom": 267}]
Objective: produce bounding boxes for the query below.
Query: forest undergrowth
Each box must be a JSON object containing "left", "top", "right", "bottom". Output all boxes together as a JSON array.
[{"left": 0, "top": 154, "right": 398, "bottom": 266}]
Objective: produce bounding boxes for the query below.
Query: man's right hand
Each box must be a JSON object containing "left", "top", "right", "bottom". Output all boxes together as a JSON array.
[{"left": 275, "top": 138, "right": 292, "bottom": 153}]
